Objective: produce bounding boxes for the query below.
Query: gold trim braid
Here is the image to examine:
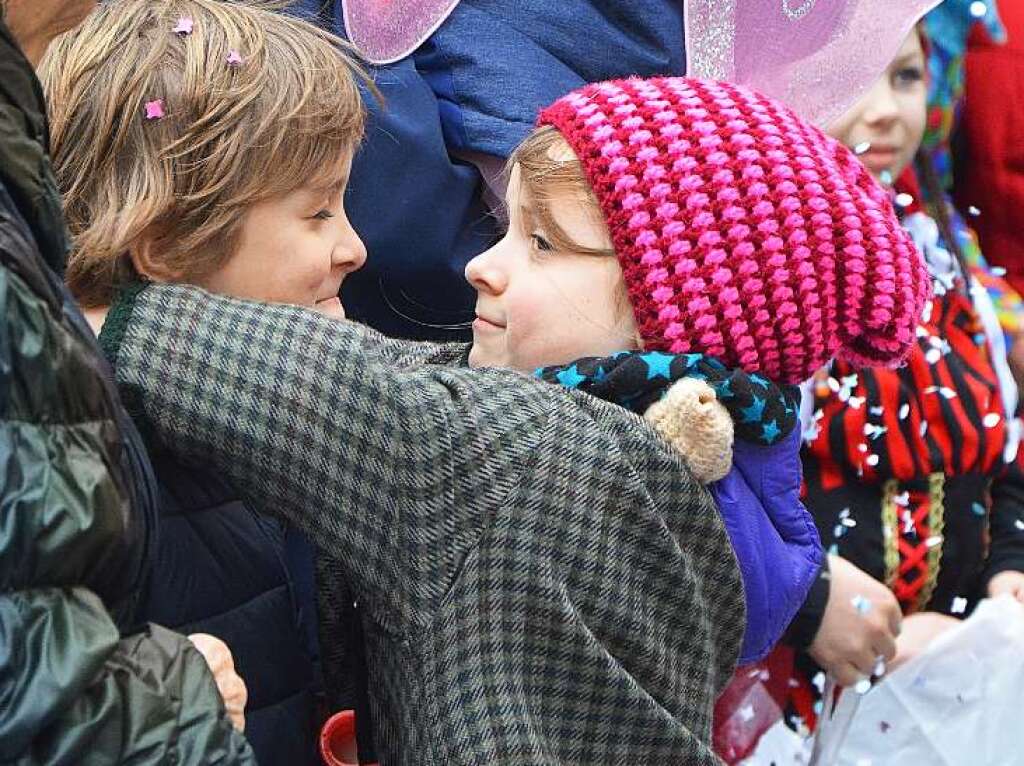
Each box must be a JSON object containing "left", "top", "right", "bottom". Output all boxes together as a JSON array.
[
  {"left": 881, "top": 479, "right": 900, "bottom": 589},
  {"left": 919, "top": 472, "right": 947, "bottom": 611}
]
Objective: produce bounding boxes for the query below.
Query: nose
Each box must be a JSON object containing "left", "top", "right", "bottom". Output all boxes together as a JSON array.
[
  {"left": 861, "top": 79, "right": 900, "bottom": 128},
  {"left": 333, "top": 208, "right": 367, "bottom": 274},
  {"left": 465, "top": 244, "right": 508, "bottom": 295}
]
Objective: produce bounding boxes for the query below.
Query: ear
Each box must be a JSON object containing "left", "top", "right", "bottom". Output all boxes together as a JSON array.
[{"left": 128, "top": 232, "right": 181, "bottom": 284}]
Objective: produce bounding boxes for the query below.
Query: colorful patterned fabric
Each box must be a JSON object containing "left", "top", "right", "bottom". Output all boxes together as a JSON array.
[
  {"left": 535, "top": 350, "right": 798, "bottom": 445},
  {"left": 538, "top": 77, "right": 930, "bottom": 384},
  {"left": 922, "top": 0, "right": 1006, "bottom": 188}
]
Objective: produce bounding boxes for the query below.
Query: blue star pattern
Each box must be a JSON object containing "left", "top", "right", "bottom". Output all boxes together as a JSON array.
[
  {"left": 535, "top": 350, "right": 797, "bottom": 446},
  {"left": 641, "top": 351, "right": 674, "bottom": 380},
  {"left": 556, "top": 364, "right": 587, "bottom": 389},
  {"left": 741, "top": 395, "right": 766, "bottom": 424}
]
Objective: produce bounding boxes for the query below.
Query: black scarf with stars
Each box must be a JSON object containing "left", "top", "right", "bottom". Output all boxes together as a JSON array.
[{"left": 535, "top": 350, "right": 800, "bottom": 446}]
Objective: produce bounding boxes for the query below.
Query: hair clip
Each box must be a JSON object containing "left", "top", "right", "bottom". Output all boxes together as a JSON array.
[
  {"left": 144, "top": 99, "right": 166, "bottom": 120},
  {"left": 172, "top": 16, "right": 193, "bottom": 35},
  {"left": 226, "top": 50, "right": 244, "bottom": 67}
]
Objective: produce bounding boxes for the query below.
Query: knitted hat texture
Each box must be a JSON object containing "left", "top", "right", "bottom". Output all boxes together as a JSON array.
[{"left": 538, "top": 77, "right": 931, "bottom": 384}]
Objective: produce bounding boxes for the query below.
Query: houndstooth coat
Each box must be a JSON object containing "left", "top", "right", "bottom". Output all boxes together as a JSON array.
[{"left": 101, "top": 284, "right": 745, "bottom": 765}]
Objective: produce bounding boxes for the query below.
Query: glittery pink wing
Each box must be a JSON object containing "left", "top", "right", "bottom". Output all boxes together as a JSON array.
[
  {"left": 685, "top": 0, "right": 941, "bottom": 127},
  {"left": 342, "top": 0, "right": 461, "bottom": 64}
]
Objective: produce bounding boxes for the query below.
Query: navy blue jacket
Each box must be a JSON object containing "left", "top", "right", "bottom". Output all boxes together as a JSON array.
[
  {"left": 290, "top": 0, "right": 685, "bottom": 342},
  {"left": 132, "top": 452, "right": 320, "bottom": 764}
]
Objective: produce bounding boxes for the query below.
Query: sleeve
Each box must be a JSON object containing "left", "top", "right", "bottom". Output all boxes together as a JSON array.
[
  {"left": 102, "top": 284, "right": 551, "bottom": 629},
  {"left": 782, "top": 555, "right": 831, "bottom": 650},
  {"left": 0, "top": 587, "right": 254, "bottom": 765},
  {"left": 982, "top": 458, "right": 1024, "bottom": 586}
]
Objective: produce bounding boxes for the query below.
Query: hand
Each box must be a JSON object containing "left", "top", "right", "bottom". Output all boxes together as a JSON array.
[
  {"left": 889, "top": 611, "right": 959, "bottom": 672},
  {"left": 189, "top": 633, "right": 247, "bottom": 732},
  {"left": 987, "top": 570, "right": 1024, "bottom": 603},
  {"left": 808, "top": 555, "right": 902, "bottom": 687}
]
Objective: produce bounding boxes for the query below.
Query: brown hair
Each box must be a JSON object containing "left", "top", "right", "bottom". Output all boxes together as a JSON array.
[
  {"left": 40, "top": 0, "right": 374, "bottom": 307},
  {"left": 509, "top": 125, "right": 614, "bottom": 258}
]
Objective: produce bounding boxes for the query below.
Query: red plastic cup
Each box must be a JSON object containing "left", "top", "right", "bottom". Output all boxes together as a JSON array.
[{"left": 320, "top": 710, "right": 360, "bottom": 766}]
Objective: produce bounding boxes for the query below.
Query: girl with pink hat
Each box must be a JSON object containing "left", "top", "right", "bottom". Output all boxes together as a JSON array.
[{"left": 96, "top": 66, "right": 929, "bottom": 760}]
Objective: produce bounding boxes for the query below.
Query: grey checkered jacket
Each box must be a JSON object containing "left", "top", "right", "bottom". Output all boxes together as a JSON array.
[{"left": 102, "top": 284, "right": 745, "bottom": 765}]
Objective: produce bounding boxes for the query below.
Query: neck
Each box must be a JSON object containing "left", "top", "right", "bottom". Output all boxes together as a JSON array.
[{"left": 83, "top": 305, "right": 109, "bottom": 336}]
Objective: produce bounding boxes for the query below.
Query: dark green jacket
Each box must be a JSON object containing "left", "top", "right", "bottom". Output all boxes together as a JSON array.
[{"left": 0, "top": 21, "right": 254, "bottom": 765}]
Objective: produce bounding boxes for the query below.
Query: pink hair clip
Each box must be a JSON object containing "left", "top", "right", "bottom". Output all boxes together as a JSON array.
[
  {"left": 226, "top": 50, "right": 244, "bottom": 67},
  {"left": 144, "top": 99, "right": 166, "bottom": 120},
  {"left": 172, "top": 16, "right": 193, "bottom": 35}
]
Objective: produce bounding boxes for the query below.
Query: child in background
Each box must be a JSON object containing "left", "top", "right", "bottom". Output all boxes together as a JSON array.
[
  {"left": 40, "top": 1, "right": 373, "bottom": 761},
  {"left": 782, "top": 25, "right": 1024, "bottom": 733},
  {"left": 82, "top": 60, "right": 929, "bottom": 759}
]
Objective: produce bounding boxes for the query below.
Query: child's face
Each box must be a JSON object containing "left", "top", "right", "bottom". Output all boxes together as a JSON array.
[
  {"left": 827, "top": 30, "right": 927, "bottom": 182},
  {"left": 465, "top": 165, "right": 639, "bottom": 372},
  {"left": 199, "top": 154, "right": 365, "bottom": 320}
]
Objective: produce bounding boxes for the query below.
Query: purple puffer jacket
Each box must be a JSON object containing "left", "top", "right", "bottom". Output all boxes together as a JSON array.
[{"left": 710, "top": 426, "right": 823, "bottom": 664}]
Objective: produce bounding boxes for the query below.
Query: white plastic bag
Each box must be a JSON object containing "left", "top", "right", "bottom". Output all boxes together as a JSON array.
[{"left": 833, "top": 596, "right": 1024, "bottom": 765}]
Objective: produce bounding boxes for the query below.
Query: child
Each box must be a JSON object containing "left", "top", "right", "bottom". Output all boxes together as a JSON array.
[
  {"left": 74, "top": 49, "right": 932, "bottom": 757},
  {"left": 781, "top": 24, "right": 1024, "bottom": 732},
  {"left": 40, "top": 1, "right": 371, "bottom": 761}
]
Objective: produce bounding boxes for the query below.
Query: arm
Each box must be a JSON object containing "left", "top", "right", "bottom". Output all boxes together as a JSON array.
[
  {"left": 983, "top": 458, "right": 1024, "bottom": 597},
  {"left": 0, "top": 587, "right": 253, "bottom": 765},
  {"left": 102, "top": 284, "right": 551, "bottom": 627}
]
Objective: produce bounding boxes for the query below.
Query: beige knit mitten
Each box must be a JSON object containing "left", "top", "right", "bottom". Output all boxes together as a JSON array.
[{"left": 643, "top": 378, "right": 734, "bottom": 484}]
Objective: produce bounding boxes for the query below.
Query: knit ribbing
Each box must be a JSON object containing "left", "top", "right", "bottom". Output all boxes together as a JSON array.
[{"left": 539, "top": 77, "right": 931, "bottom": 384}]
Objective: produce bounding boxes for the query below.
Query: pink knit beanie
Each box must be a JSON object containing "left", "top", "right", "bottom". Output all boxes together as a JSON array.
[{"left": 538, "top": 77, "right": 931, "bottom": 385}]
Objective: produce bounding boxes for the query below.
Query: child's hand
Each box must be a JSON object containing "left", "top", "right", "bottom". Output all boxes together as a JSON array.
[
  {"left": 988, "top": 570, "right": 1024, "bottom": 603},
  {"left": 889, "top": 611, "right": 959, "bottom": 672},
  {"left": 644, "top": 378, "right": 733, "bottom": 483},
  {"left": 189, "top": 633, "right": 248, "bottom": 732},
  {"left": 808, "top": 555, "right": 902, "bottom": 687}
]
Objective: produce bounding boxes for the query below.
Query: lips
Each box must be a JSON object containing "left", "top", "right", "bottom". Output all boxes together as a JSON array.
[
  {"left": 856, "top": 146, "right": 899, "bottom": 174},
  {"left": 315, "top": 295, "right": 346, "bottom": 320},
  {"left": 473, "top": 314, "right": 505, "bottom": 331}
]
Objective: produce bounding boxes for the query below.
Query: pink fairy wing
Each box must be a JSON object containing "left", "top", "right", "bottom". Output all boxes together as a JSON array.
[
  {"left": 342, "top": 0, "right": 461, "bottom": 64},
  {"left": 685, "top": 0, "right": 941, "bottom": 127}
]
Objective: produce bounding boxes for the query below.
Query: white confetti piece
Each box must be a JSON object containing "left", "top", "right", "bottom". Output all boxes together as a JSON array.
[
  {"left": 874, "top": 657, "right": 886, "bottom": 677},
  {"left": 866, "top": 454, "right": 880, "bottom": 467},
  {"left": 899, "top": 403, "right": 911, "bottom": 420},
  {"left": 925, "top": 535, "right": 944, "bottom": 548},
  {"left": 854, "top": 141, "right": 872, "bottom": 155},
  {"left": 1016, "top": 519, "right": 1024, "bottom": 532},
  {"left": 984, "top": 413, "right": 1002, "bottom": 428},
  {"left": 925, "top": 348, "right": 941, "bottom": 365},
  {"left": 739, "top": 704, "right": 755, "bottom": 722},
  {"left": 968, "top": 204, "right": 982, "bottom": 216},
  {"left": 952, "top": 596, "right": 968, "bottom": 614},
  {"left": 969, "top": 2, "right": 988, "bottom": 19},
  {"left": 852, "top": 595, "right": 873, "bottom": 614},
  {"left": 855, "top": 678, "right": 872, "bottom": 695},
  {"left": 895, "top": 192, "right": 914, "bottom": 207}
]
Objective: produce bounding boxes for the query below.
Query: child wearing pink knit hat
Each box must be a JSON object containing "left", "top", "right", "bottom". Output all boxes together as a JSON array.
[{"left": 466, "top": 75, "right": 931, "bottom": 666}]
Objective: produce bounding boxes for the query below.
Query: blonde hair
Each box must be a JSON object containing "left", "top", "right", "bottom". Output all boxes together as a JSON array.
[
  {"left": 509, "top": 125, "right": 613, "bottom": 258},
  {"left": 40, "top": 0, "right": 373, "bottom": 307}
]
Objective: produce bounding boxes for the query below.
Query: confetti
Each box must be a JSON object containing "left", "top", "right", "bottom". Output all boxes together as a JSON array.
[
  {"left": 899, "top": 403, "right": 911, "bottom": 420},
  {"left": 968, "top": 204, "right": 982, "bottom": 216},
  {"left": 991, "top": 266, "right": 1007, "bottom": 277},
  {"left": 969, "top": 2, "right": 988, "bottom": 19},
  {"left": 854, "top": 141, "right": 872, "bottom": 155},
  {"left": 866, "top": 453, "right": 880, "bottom": 467},
  {"left": 895, "top": 491, "right": 910, "bottom": 506},
  {"left": 925, "top": 534, "right": 944, "bottom": 548},
  {"left": 880, "top": 721, "right": 892, "bottom": 734},
  {"left": 144, "top": 99, "right": 165, "bottom": 120},
  {"left": 1016, "top": 519, "right": 1024, "bottom": 532},
  {"left": 172, "top": 16, "right": 193, "bottom": 34},
  {"left": 925, "top": 348, "right": 941, "bottom": 364},
  {"left": 739, "top": 704, "right": 756, "bottom": 723},
  {"left": 984, "top": 413, "right": 1002, "bottom": 428},
  {"left": 952, "top": 596, "right": 968, "bottom": 614},
  {"left": 874, "top": 657, "right": 886, "bottom": 677},
  {"left": 923, "top": 385, "right": 957, "bottom": 399},
  {"left": 864, "top": 423, "right": 888, "bottom": 440},
  {"left": 971, "top": 502, "right": 986, "bottom": 517},
  {"left": 227, "top": 49, "right": 244, "bottom": 66},
  {"left": 869, "top": 405, "right": 885, "bottom": 416},
  {"left": 812, "top": 671, "right": 826, "bottom": 693},
  {"left": 895, "top": 192, "right": 914, "bottom": 207},
  {"left": 920, "top": 420, "right": 929, "bottom": 437},
  {"left": 879, "top": 170, "right": 894, "bottom": 186},
  {"left": 854, "top": 678, "right": 872, "bottom": 695},
  {"left": 851, "top": 594, "right": 873, "bottom": 614},
  {"left": 858, "top": 442, "right": 869, "bottom": 453}
]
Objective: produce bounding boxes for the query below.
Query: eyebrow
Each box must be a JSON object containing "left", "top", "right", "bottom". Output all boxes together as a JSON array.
[{"left": 892, "top": 51, "right": 925, "bottom": 67}]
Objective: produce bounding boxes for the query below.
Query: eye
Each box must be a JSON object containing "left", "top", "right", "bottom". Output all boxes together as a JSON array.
[
  {"left": 530, "top": 233, "right": 554, "bottom": 252},
  {"left": 312, "top": 209, "right": 335, "bottom": 221},
  {"left": 893, "top": 66, "right": 924, "bottom": 88}
]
